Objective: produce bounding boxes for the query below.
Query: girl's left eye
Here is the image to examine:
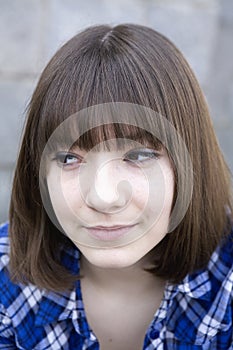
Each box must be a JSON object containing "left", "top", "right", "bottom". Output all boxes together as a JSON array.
[
  {"left": 123, "top": 148, "right": 160, "bottom": 164},
  {"left": 54, "top": 152, "right": 83, "bottom": 169}
]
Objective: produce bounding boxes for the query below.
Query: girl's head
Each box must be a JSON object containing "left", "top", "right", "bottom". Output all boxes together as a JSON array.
[{"left": 9, "top": 24, "right": 232, "bottom": 291}]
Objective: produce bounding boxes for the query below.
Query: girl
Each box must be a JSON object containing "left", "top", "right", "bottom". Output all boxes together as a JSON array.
[{"left": 0, "top": 24, "right": 232, "bottom": 350}]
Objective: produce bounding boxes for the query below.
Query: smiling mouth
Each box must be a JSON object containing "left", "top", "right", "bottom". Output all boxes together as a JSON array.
[{"left": 85, "top": 224, "right": 137, "bottom": 241}]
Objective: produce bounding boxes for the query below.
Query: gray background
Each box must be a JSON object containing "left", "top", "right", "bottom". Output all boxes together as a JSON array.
[{"left": 0, "top": 0, "right": 232, "bottom": 222}]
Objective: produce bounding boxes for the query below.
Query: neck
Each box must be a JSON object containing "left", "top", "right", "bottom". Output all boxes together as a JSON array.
[{"left": 80, "top": 253, "right": 165, "bottom": 296}]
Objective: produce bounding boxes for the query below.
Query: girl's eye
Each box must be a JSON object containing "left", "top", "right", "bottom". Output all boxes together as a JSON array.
[
  {"left": 123, "top": 148, "right": 160, "bottom": 164},
  {"left": 54, "top": 152, "right": 83, "bottom": 169}
]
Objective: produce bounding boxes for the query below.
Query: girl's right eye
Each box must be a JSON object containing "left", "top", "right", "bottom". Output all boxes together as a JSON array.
[{"left": 54, "top": 152, "right": 83, "bottom": 170}]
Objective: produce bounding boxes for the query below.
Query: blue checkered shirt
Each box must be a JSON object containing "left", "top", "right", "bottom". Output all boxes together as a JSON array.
[{"left": 0, "top": 222, "right": 233, "bottom": 349}]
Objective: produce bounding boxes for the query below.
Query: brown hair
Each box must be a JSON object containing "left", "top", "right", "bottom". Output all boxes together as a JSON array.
[{"left": 9, "top": 23, "right": 233, "bottom": 291}]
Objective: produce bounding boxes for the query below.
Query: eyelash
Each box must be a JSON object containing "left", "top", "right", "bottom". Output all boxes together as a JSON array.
[
  {"left": 53, "top": 152, "right": 83, "bottom": 169},
  {"left": 53, "top": 149, "right": 160, "bottom": 170},
  {"left": 124, "top": 150, "right": 160, "bottom": 164}
]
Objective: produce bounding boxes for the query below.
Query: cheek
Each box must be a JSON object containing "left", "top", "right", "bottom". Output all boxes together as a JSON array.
[
  {"left": 127, "top": 174, "right": 150, "bottom": 209},
  {"left": 47, "top": 170, "right": 83, "bottom": 218},
  {"left": 138, "top": 164, "right": 173, "bottom": 214}
]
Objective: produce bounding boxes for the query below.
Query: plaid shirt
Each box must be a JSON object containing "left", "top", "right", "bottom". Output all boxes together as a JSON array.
[{"left": 0, "top": 222, "right": 233, "bottom": 350}]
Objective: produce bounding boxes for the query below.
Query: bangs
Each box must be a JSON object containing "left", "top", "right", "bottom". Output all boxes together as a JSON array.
[
  {"left": 71, "top": 123, "right": 163, "bottom": 152},
  {"left": 42, "top": 101, "right": 169, "bottom": 157}
]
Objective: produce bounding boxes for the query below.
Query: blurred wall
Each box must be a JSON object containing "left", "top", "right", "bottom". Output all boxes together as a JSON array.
[{"left": 0, "top": 0, "right": 232, "bottom": 222}]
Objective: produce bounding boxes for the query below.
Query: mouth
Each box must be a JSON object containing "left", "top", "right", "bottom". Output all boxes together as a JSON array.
[{"left": 85, "top": 224, "right": 138, "bottom": 241}]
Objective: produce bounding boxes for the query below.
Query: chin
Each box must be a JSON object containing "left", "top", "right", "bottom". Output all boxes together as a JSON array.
[{"left": 79, "top": 245, "right": 142, "bottom": 269}]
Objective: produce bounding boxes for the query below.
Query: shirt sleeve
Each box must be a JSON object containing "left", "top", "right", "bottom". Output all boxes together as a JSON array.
[{"left": 0, "top": 304, "right": 17, "bottom": 349}]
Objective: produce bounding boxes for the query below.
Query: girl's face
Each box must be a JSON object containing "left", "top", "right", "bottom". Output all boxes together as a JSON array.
[{"left": 46, "top": 139, "right": 174, "bottom": 269}]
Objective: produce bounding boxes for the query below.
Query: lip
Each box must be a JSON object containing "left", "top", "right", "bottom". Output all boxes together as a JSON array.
[{"left": 85, "top": 224, "right": 137, "bottom": 241}]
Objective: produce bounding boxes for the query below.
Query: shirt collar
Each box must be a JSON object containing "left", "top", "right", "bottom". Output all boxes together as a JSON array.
[
  {"left": 34, "top": 255, "right": 212, "bottom": 341},
  {"left": 176, "top": 270, "right": 212, "bottom": 299},
  {"left": 34, "top": 289, "right": 75, "bottom": 325}
]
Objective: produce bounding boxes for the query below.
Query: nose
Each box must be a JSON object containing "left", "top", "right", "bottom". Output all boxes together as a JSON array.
[{"left": 84, "top": 160, "right": 131, "bottom": 213}]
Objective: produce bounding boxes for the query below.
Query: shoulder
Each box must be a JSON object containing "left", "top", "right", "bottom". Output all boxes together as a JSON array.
[
  {"left": 166, "top": 226, "right": 233, "bottom": 346},
  {"left": 0, "top": 221, "right": 44, "bottom": 310},
  {"left": 206, "top": 225, "right": 233, "bottom": 304},
  {"left": 186, "top": 225, "right": 233, "bottom": 300},
  {"left": 173, "top": 230, "right": 233, "bottom": 349},
  {"left": 0, "top": 222, "right": 47, "bottom": 346},
  {"left": 0, "top": 223, "right": 85, "bottom": 349}
]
